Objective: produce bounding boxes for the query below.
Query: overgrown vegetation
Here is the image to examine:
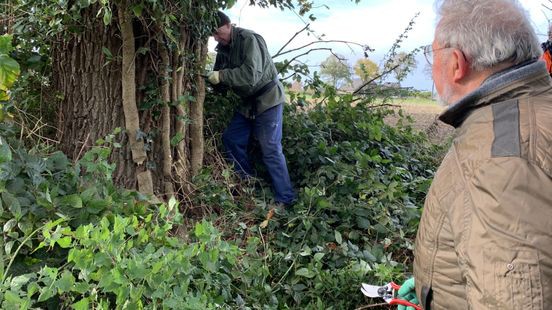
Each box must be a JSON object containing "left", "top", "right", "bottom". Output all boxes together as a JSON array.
[
  {"left": 0, "top": 2, "right": 450, "bottom": 309},
  {"left": 1, "top": 89, "right": 446, "bottom": 308}
]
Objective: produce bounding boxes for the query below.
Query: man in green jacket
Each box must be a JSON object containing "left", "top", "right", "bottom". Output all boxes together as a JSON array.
[
  {"left": 208, "top": 11, "right": 296, "bottom": 206},
  {"left": 397, "top": 0, "right": 552, "bottom": 309}
]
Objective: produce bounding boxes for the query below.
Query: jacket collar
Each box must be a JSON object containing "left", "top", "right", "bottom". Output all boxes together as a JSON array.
[{"left": 439, "top": 59, "right": 549, "bottom": 127}]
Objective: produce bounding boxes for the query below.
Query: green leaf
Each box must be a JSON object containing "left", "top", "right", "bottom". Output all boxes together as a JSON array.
[
  {"left": 101, "top": 47, "right": 113, "bottom": 59},
  {"left": 131, "top": 4, "right": 144, "bottom": 17},
  {"left": 295, "top": 267, "right": 315, "bottom": 278},
  {"left": 37, "top": 286, "right": 55, "bottom": 302},
  {"left": 55, "top": 270, "right": 75, "bottom": 292},
  {"left": 334, "top": 230, "right": 342, "bottom": 245},
  {"left": 0, "top": 138, "right": 12, "bottom": 163},
  {"left": 72, "top": 282, "right": 90, "bottom": 294},
  {"left": 0, "top": 35, "right": 14, "bottom": 54},
  {"left": 170, "top": 133, "right": 184, "bottom": 146},
  {"left": 60, "top": 194, "right": 83, "bottom": 208},
  {"left": 10, "top": 273, "right": 33, "bottom": 291},
  {"left": 77, "top": 0, "right": 91, "bottom": 9},
  {"left": 103, "top": 10, "right": 112, "bottom": 25},
  {"left": 80, "top": 187, "right": 97, "bottom": 202},
  {"left": 72, "top": 297, "right": 89, "bottom": 310},
  {"left": 3, "top": 218, "right": 16, "bottom": 232},
  {"left": 0, "top": 55, "right": 20, "bottom": 91},
  {"left": 356, "top": 217, "right": 370, "bottom": 229},
  {"left": 3, "top": 290, "right": 23, "bottom": 305},
  {"left": 3, "top": 192, "right": 22, "bottom": 219},
  {"left": 56, "top": 236, "right": 72, "bottom": 248}
]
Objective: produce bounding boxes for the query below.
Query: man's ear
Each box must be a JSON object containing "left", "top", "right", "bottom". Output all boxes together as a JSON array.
[{"left": 452, "top": 49, "right": 470, "bottom": 82}]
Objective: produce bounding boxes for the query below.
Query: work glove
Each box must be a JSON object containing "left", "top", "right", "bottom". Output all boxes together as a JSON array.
[
  {"left": 208, "top": 71, "right": 220, "bottom": 85},
  {"left": 397, "top": 277, "right": 419, "bottom": 310}
]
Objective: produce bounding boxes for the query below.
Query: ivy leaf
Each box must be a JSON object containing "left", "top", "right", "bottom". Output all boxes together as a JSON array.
[
  {"left": 103, "top": 9, "right": 112, "bottom": 26},
  {"left": 101, "top": 47, "right": 113, "bottom": 59}
]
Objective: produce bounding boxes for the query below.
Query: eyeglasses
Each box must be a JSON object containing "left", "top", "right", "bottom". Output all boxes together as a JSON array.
[{"left": 423, "top": 45, "right": 453, "bottom": 65}]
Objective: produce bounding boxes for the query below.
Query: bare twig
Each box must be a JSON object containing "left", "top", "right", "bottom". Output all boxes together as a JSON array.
[
  {"left": 274, "top": 39, "right": 368, "bottom": 58},
  {"left": 274, "top": 23, "right": 310, "bottom": 57},
  {"left": 352, "top": 63, "right": 401, "bottom": 95},
  {"left": 278, "top": 47, "right": 334, "bottom": 73},
  {"left": 74, "top": 133, "right": 90, "bottom": 162}
]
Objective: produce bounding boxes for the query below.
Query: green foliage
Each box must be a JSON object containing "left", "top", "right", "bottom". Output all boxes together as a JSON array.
[
  {"left": 0, "top": 79, "right": 445, "bottom": 308},
  {"left": 385, "top": 51, "right": 418, "bottom": 84},
  {"left": 354, "top": 58, "right": 380, "bottom": 82},
  {"left": 319, "top": 54, "right": 352, "bottom": 89},
  {"left": 0, "top": 1, "right": 445, "bottom": 308},
  {"left": 198, "top": 82, "right": 447, "bottom": 308}
]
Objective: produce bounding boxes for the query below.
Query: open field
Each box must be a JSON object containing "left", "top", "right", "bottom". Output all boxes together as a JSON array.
[{"left": 382, "top": 97, "right": 455, "bottom": 143}]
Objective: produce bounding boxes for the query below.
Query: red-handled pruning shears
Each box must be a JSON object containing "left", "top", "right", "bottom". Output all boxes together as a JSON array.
[{"left": 361, "top": 281, "right": 422, "bottom": 310}]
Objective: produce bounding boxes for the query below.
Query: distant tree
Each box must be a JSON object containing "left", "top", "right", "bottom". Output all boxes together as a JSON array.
[
  {"left": 320, "top": 54, "right": 352, "bottom": 88},
  {"left": 385, "top": 51, "right": 417, "bottom": 85},
  {"left": 354, "top": 58, "right": 379, "bottom": 82}
]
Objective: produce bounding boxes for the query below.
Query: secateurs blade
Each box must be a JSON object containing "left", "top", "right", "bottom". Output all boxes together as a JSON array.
[{"left": 361, "top": 282, "right": 422, "bottom": 310}]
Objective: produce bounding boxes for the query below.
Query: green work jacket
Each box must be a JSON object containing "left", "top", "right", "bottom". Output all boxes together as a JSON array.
[{"left": 214, "top": 26, "right": 284, "bottom": 118}]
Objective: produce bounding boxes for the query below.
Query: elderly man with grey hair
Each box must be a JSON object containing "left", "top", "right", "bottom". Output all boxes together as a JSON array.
[{"left": 397, "top": 0, "right": 552, "bottom": 309}]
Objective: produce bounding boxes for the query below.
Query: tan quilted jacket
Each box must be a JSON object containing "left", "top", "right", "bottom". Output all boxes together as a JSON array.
[{"left": 414, "top": 60, "right": 552, "bottom": 310}]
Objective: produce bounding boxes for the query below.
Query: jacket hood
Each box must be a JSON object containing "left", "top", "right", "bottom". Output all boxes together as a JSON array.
[{"left": 439, "top": 59, "right": 550, "bottom": 127}]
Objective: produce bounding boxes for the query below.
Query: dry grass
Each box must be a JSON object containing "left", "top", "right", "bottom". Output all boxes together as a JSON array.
[{"left": 383, "top": 98, "right": 454, "bottom": 143}]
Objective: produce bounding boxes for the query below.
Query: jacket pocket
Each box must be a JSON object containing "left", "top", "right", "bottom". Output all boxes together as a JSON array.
[{"left": 484, "top": 247, "right": 543, "bottom": 310}]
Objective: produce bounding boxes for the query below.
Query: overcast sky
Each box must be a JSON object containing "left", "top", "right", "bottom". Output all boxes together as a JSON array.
[{"left": 209, "top": 0, "right": 550, "bottom": 91}]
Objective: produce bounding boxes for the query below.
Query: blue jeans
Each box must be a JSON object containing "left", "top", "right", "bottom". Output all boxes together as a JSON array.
[{"left": 222, "top": 104, "right": 296, "bottom": 205}]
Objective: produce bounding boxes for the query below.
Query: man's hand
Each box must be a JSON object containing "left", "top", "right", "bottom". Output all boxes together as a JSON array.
[
  {"left": 208, "top": 71, "right": 220, "bottom": 85},
  {"left": 397, "top": 277, "right": 419, "bottom": 310}
]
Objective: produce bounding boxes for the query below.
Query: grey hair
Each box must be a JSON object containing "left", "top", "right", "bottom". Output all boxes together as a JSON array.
[{"left": 435, "top": 0, "right": 541, "bottom": 71}]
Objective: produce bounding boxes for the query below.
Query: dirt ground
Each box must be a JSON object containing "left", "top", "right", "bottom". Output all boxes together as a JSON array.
[{"left": 385, "top": 101, "right": 455, "bottom": 143}]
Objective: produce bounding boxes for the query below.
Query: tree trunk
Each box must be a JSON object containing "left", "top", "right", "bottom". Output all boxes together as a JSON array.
[
  {"left": 53, "top": 8, "right": 137, "bottom": 186},
  {"left": 53, "top": 4, "right": 206, "bottom": 199}
]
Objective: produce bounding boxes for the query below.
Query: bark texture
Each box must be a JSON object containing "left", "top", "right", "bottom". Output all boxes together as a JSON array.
[{"left": 53, "top": 4, "right": 208, "bottom": 198}]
